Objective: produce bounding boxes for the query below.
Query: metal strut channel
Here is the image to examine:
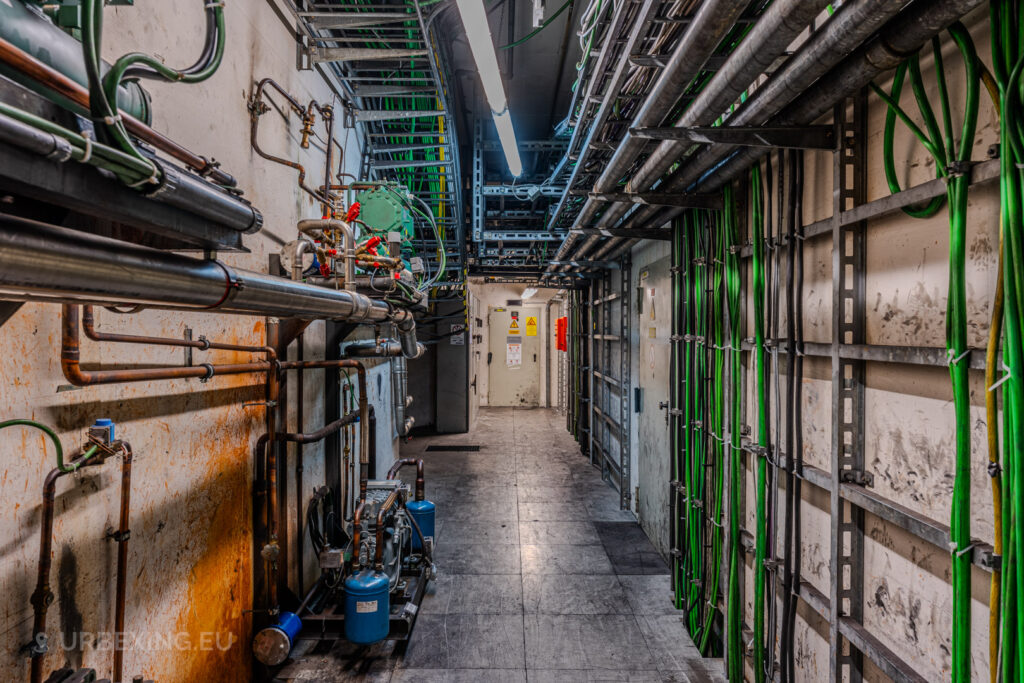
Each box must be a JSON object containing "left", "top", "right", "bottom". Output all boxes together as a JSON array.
[{"left": 829, "top": 91, "right": 867, "bottom": 683}]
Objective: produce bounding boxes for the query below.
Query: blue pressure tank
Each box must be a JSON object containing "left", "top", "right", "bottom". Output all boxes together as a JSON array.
[
  {"left": 252, "top": 611, "right": 302, "bottom": 666},
  {"left": 344, "top": 569, "right": 390, "bottom": 644},
  {"left": 406, "top": 499, "right": 435, "bottom": 552}
]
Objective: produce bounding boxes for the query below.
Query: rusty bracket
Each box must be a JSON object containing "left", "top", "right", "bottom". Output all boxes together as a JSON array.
[{"left": 106, "top": 527, "right": 131, "bottom": 543}]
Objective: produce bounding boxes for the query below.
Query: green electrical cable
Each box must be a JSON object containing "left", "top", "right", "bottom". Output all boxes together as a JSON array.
[
  {"left": 872, "top": 23, "right": 979, "bottom": 681},
  {"left": 499, "top": 0, "right": 574, "bottom": 50},
  {"left": 724, "top": 183, "right": 744, "bottom": 683},
  {"left": 750, "top": 163, "right": 769, "bottom": 683},
  {"left": 0, "top": 419, "right": 99, "bottom": 473}
]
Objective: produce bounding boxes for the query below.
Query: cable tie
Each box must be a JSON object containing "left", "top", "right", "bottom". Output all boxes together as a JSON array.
[
  {"left": 127, "top": 170, "right": 161, "bottom": 189},
  {"left": 946, "top": 348, "right": 971, "bottom": 367},
  {"left": 78, "top": 135, "right": 94, "bottom": 164},
  {"left": 103, "top": 114, "right": 123, "bottom": 125},
  {"left": 952, "top": 542, "right": 975, "bottom": 558},
  {"left": 205, "top": 0, "right": 225, "bottom": 7},
  {"left": 989, "top": 361, "right": 1012, "bottom": 392}
]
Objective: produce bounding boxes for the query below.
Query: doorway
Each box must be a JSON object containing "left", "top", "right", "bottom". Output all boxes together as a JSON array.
[{"left": 487, "top": 305, "right": 542, "bottom": 406}]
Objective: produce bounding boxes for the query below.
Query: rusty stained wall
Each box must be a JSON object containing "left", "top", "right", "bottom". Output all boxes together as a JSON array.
[
  {"left": 729, "top": 8, "right": 1000, "bottom": 682},
  {"left": 0, "top": 2, "right": 400, "bottom": 681}
]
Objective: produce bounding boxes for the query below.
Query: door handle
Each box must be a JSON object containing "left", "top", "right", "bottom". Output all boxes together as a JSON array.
[
  {"left": 533, "top": 354, "right": 537, "bottom": 362},
  {"left": 658, "top": 401, "right": 670, "bottom": 426}
]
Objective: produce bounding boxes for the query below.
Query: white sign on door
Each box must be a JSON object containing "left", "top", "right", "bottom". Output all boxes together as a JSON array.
[{"left": 506, "top": 343, "right": 522, "bottom": 368}]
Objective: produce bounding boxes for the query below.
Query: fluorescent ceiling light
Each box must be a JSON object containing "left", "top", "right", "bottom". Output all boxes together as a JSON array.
[
  {"left": 455, "top": 0, "right": 523, "bottom": 177},
  {"left": 522, "top": 287, "right": 538, "bottom": 299}
]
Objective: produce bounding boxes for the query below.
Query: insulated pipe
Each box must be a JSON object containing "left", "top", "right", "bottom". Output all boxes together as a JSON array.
[
  {"left": 386, "top": 458, "right": 425, "bottom": 501},
  {"left": 0, "top": 37, "right": 236, "bottom": 187},
  {"left": 297, "top": 218, "right": 356, "bottom": 291},
  {"left": 607, "top": 0, "right": 983, "bottom": 247},
  {"left": 352, "top": 500, "right": 366, "bottom": 570},
  {"left": 0, "top": 215, "right": 421, "bottom": 357},
  {"left": 546, "top": 0, "right": 749, "bottom": 273}
]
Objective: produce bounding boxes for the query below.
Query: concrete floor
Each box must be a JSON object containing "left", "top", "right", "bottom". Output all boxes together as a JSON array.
[{"left": 277, "top": 407, "right": 723, "bottom": 682}]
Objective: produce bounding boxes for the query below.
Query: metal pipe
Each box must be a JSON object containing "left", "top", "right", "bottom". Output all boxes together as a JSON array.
[
  {"left": 345, "top": 339, "right": 426, "bottom": 359},
  {"left": 602, "top": 0, "right": 831, "bottom": 228},
  {"left": 275, "top": 409, "right": 360, "bottom": 444},
  {"left": 29, "top": 448, "right": 108, "bottom": 683},
  {"left": 112, "top": 442, "right": 133, "bottom": 683},
  {"left": 291, "top": 237, "right": 315, "bottom": 281},
  {"left": 606, "top": 0, "right": 981, "bottom": 248},
  {"left": 81, "top": 305, "right": 277, "bottom": 359},
  {"left": 297, "top": 218, "right": 356, "bottom": 291},
  {"left": 0, "top": 37, "right": 236, "bottom": 187},
  {"left": 265, "top": 321, "right": 281, "bottom": 611},
  {"left": 546, "top": 0, "right": 749, "bottom": 273},
  {"left": 0, "top": 215, "right": 421, "bottom": 356},
  {"left": 0, "top": 110, "right": 74, "bottom": 161},
  {"left": 352, "top": 500, "right": 366, "bottom": 570},
  {"left": 386, "top": 458, "right": 425, "bottom": 501},
  {"left": 373, "top": 490, "right": 400, "bottom": 571}
]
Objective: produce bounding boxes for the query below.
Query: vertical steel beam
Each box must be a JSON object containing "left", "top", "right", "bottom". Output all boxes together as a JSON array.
[
  {"left": 828, "top": 91, "right": 867, "bottom": 683},
  {"left": 620, "top": 255, "right": 632, "bottom": 509},
  {"left": 472, "top": 119, "right": 485, "bottom": 244}
]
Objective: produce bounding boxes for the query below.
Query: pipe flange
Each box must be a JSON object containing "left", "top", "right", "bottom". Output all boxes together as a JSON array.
[{"left": 198, "top": 363, "right": 215, "bottom": 383}]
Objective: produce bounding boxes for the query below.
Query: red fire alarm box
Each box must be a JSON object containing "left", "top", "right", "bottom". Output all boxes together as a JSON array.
[{"left": 556, "top": 316, "right": 568, "bottom": 352}]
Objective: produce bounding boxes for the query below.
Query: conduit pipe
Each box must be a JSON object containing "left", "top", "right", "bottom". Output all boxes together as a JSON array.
[
  {"left": 112, "top": 442, "right": 133, "bottom": 683},
  {"left": 0, "top": 215, "right": 421, "bottom": 357},
  {"left": 590, "top": 0, "right": 831, "bottom": 235},
  {"left": 545, "top": 0, "right": 750, "bottom": 274},
  {"left": 601, "top": 0, "right": 985, "bottom": 255},
  {"left": 0, "top": 36, "right": 237, "bottom": 187}
]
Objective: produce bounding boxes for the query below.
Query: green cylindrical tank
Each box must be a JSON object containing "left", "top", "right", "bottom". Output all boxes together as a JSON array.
[{"left": 0, "top": 1, "right": 152, "bottom": 123}]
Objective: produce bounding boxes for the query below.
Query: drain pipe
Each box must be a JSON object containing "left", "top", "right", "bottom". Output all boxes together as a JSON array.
[
  {"left": 0, "top": 214, "right": 420, "bottom": 357},
  {"left": 545, "top": 0, "right": 750, "bottom": 276},
  {"left": 599, "top": 0, "right": 983, "bottom": 255}
]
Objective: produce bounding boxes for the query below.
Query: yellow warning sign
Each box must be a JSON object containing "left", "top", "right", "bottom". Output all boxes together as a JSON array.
[
  {"left": 525, "top": 316, "right": 538, "bottom": 336},
  {"left": 508, "top": 319, "right": 520, "bottom": 335}
]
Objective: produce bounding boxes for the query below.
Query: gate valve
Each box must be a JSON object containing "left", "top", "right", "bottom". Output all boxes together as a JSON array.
[
  {"left": 319, "top": 261, "right": 332, "bottom": 278},
  {"left": 346, "top": 202, "right": 361, "bottom": 222}
]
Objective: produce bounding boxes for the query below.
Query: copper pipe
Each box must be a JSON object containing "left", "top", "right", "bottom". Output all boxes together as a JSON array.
[
  {"left": 0, "top": 37, "right": 237, "bottom": 188},
  {"left": 82, "top": 306, "right": 276, "bottom": 360},
  {"left": 63, "top": 305, "right": 271, "bottom": 385},
  {"left": 29, "top": 449, "right": 108, "bottom": 683},
  {"left": 373, "top": 490, "right": 399, "bottom": 571},
  {"left": 352, "top": 500, "right": 366, "bottom": 570},
  {"left": 386, "top": 458, "right": 425, "bottom": 501},
  {"left": 276, "top": 409, "right": 359, "bottom": 444},
  {"left": 112, "top": 442, "right": 133, "bottom": 683}
]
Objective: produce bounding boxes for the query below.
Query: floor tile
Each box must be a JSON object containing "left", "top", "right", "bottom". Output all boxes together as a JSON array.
[
  {"left": 518, "top": 501, "right": 592, "bottom": 521},
  {"left": 524, "top": 614, "right": 657, "bottom": 670},
  {"left": 522, "top": 574, "right": 630, "bottom": 614},
  {"left": 428, "top": 574, "right": 524, "bottom": 614},
  {"left": 440, "top": 519, "right": 519, "bottom": 545},
  {"left": 527, "top": 671, "right": 664, "bottom": 683},
  {"left": 634, "top": 615, "right": 705, "bottom": 673},
  {"left": 521, "top": 544, "right": 615, "bottom": 575},
  {"left": 398, "top": 614, "right": 526, "bottom": 670},
  {"left": 435, "top": 542, "right": 522, "bottom": 574},
  {"left": 618, "top": 574, "right": 680, "bottom": 615},
  {"left": 393, "top": 670, "right": 527, "bottom": 682},
  {"left": 519, "top": 521, "right": 602, "bottom": 545}
]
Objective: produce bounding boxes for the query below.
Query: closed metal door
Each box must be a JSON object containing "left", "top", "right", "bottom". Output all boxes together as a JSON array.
[{"left": 487, "top": 305, "right": 542, "bottom": 406}]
